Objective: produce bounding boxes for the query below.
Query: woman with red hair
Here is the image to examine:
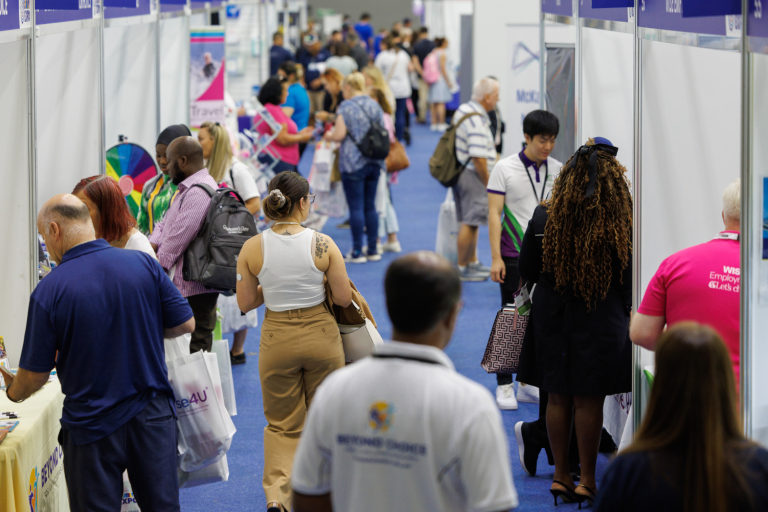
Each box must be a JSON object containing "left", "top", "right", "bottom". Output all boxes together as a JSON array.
[{"left": 72, "top": 176, "right": 156, "bottom": 258}]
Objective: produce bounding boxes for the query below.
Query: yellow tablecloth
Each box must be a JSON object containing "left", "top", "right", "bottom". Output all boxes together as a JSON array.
[{"left": 0, "top": 380, "right": 69, "bottom": 512}]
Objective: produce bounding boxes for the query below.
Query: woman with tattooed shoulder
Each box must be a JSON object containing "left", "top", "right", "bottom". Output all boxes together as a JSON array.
[{"left": 235, "top": 171, "right": 351, "bottom": 512}]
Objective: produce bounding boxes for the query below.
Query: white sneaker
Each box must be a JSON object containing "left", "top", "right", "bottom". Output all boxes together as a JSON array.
[
  {"left": 382, "top": 241, "right": 402, "bottom": 253},
  {"left": 367, "top": 253, "right": 382, "bottom": 262},
  {"left": 436, "top": 123, "right": 448, "bottom": 133},
  {"left": 344, "top": 251, "right": 368, "bottom": 264},
  {"left": 430, "top": 124, "right": 438, "bottom": 131},
  {"left": 516, "top": 383, "right": 540, "bottom": 403},
  {"left": 496, "top": 383, "right": 518, "bottom": 410}
]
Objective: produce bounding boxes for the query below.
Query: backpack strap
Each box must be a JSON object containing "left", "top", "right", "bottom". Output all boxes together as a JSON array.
[
  {"left": 453, "top": 112, "right": 483, "bottom": 171},
  {"left": 345, "top": 98, "right": 383, "bottom": 149},
  {"left": 191, "top": 182, "right": 246, "bottom": 205}
]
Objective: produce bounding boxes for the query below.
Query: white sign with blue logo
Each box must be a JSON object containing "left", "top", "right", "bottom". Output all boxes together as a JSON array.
[{"left": 504, "top": 25, "right": 541, "bottom": 154}]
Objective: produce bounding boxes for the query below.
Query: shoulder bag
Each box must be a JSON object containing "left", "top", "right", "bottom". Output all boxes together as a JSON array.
[{"left": 480, "top": 280, "right": 530, "bottom": 374}]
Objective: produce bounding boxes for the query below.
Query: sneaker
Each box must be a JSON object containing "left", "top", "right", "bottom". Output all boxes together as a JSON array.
[
  {"left": 367, "top": 252, "right": 382, "bottom": 262},
  {"left": 430, "top": 124, "right": 438, "bottom": 131},
  {"left": 468, "top": 260, "right": 492, "bottom": 275},
  {"left": 496, "top": 383, "right": 518, "bottom": 410},
  {"left": 436, "top": 123, "right": 448, "bottom": 133},
  {"left": 516, "top": 383, "right": 540, "bottom": 403},
  {"left": 230, "top": 351, "right": 246, "bottom": 365},
  {"left": 458, "top": 266, "right": 489, "bottom": 282},
  {"left": 345, "top": 251, "right": 367, "bottom": 264},
  {"left": 381, "top": 240, "right": 402, "bottom": 253},
  {"left": 336, "top": 220, "right": 350, "bottom": 229},
  {"left": 515, "top": 421, "right": 543, "bottom": 476}
]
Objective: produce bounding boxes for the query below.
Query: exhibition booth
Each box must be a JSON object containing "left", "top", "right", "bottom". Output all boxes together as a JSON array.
[{"left": 491, "top": 0, "right": 761, "bottom": 443}]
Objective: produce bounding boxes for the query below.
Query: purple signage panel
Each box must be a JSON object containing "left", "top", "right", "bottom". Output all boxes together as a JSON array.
[
  {"left": 161, "top": 0, "right": 186, "bottom": 12},
  {"left": 37, "top": 5, "right": 94, "bottom": 25},
  {"left": 190, "top": 1, "right": 207, "bottom": 8},
  {"left": 105, "top": 0, "right": 150, "bottom": 19},
  {"left": 543, "top": 0, "right": 574, "bottom": 17},
  {"left": 592, "top": 0, "right": 632, "bottom": 7},
  {"left": 37, "top": 0, "right": 80, "bottom": 8},
  {"left": 637, "top": 0, "right": 726, "bottom": 35},
  {"left": 582, "top": 0, "right": 629, "bottom": 22},
  {"left": 748, "top": 0, "right": 768, "bottom": 37},
  {"left": 0, "top": 0, "right": 21, "bottom": 31},
  {"left": 682, "top": 0, "right": 739, "bottom": 17},
  {"left": 105, "top": 0, "right": 139, "bottom": 6}
]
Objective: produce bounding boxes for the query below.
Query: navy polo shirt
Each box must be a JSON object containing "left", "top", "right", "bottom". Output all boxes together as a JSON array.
[{"left": 19, "top": 239, "right": 193, "bottom": 445}]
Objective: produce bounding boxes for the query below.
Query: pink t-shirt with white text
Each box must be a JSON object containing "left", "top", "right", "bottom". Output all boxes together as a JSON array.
[{"left": 638, "top": 232, "right": 740, "bottom": 380}]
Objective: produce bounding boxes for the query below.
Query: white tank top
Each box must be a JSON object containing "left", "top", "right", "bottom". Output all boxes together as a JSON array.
[{"left": 257, "top": 228, "right": 326, "bottom": 312}]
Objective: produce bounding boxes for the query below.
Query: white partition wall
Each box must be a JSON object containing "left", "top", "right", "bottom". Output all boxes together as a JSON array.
[
  {"left": 160, "top": 15, "right": 190, "bottom": 129},
  {"left": 36, "top": 28, "right": 103, "bottom": 205},
  {"left": 104, "top": 22, "right": 159, "bottom": 153},
  {"left": 0, "top": 40, "right": 31, "bottom": 368},
  {"left": 747, "top": 52, "right": 768, "bottom": 444},
  {"left": 581, "top": 28, "right": 633, "bottom": 176}
]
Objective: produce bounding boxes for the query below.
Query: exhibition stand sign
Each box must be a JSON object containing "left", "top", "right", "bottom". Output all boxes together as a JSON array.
[
  {"left": 542, "top": 0, "right": 574, "bottom": 17},
  {"left": 749, "top": 0, "right": 768, "bottom": 52},
  {"left": 582, "top": 0, "right": 631, "bottom": 23},
  {"left": 105, "top": 0, "right": 150, "bottom": 18},
  {"left": 0, "top": 0, "right": 21, "bottom": 31},
  {"left": 637, "top": 0, "right": 739, "bottom": 36},
  {"left": 36, "top": 0, "right": 102, "bottom": 24},
  {"left": 190, "top": 27, "right": 226, "bottom": 129}
]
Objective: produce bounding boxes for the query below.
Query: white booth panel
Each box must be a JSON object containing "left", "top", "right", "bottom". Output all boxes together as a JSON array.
[
  {"left": 160, "top": 15, "right": 190, "bottom": 129},
  {"left": 36, "top": 28, "right": 102, "bottom": 205},
  {"left": 0, "top": 41, "right": 31, "bottom": 367},
  {"left": 748, "top": 52, "right": 768, "bottom": 444},
  {"left": 104, "top": 22, "right": 159, "bottom": 155},
  {"left": 640, "top": 40, "right": 740, "bottom": 293},
  {"left": 582, "top": 28, "right": 633, "bottom": 176},
  {"left": 190, "top": 13, "right": 207, "bottom": 27},
  {"left": 544, "top": 22, "right": 576, "bottom": 45}
]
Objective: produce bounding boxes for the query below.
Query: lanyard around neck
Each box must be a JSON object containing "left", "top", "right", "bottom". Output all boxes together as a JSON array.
[{"left": 524, "top": 161, "right": 548, "bottom": 203}]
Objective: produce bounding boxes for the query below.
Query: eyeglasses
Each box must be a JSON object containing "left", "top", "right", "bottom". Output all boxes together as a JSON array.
[{"left": 307, "top": 194, "right": 315, "bottom": 204}]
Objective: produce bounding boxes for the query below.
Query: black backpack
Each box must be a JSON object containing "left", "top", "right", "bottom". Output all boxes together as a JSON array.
[
  {"left": 182, "top": 184, "right": 257, "bottom": 294},
  {"left": 347, "top": 100, "right": 390, "bottom": 160}
]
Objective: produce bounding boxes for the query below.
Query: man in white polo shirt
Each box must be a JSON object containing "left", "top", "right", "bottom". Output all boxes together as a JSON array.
[
  {"left": 487, "top": 110, "right": 561, "bottom": 410},
  {"left": 452, "top": 78, "right": 500, "bottom": 282},
  {"left": 292, "top": 252, "right": 518, "bottom": 512}
]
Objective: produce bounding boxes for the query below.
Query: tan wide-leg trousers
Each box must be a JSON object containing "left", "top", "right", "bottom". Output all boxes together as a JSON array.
[{"left": 259, "top": 303, "right": 344, "bottom": 511}]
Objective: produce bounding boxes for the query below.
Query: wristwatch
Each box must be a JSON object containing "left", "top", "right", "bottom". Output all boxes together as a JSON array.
[{"left": 5, "top": 383, "right": 25, "bottom": 403}]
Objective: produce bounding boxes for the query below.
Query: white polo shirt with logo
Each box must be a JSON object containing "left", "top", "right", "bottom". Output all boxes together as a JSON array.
[
  {"left": 487, "top": 151, "right": 562, "bottom": 258},
  {"left": 292, "top": 341, "right": 518, "bottom": 512}
]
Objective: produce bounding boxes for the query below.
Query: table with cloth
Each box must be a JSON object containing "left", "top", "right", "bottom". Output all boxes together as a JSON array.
[{"left": 0, "top": 379, "right": 69, "bottom": 512}]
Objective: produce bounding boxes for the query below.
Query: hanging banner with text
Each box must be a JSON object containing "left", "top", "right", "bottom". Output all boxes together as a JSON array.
[
  {"left": 581, "top": 0, "right": 631, "bottom": 22},
  {"left": 0, "top": 0, "right": 21, "bottom": 31},
  {"left": 190, "top": 27, "right": 226, "bottom": 129},
  {"left": 749, "top": 0, "right": 767, "bottom": 38},
  {"left": 105, "top": 0, "right": 148, "bottom": 19},
  {"left": 36, "top": 0, "right": 102, "bottom": 25},
  {"left": 637, "top": 0, "right": 739, "bottom": 36},
  {"left": 542, "top": 0, "right": 574, "bottom": 17},
  {"left": 504, "top": 24, "right": 541, "bottom": 154}
]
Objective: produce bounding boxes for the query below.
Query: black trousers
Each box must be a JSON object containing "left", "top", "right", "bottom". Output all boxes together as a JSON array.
[
  {"left": 61, "top": 394, "right": 179, "bottom": 512},
  {"left": 411, "top": 87, "right": 421, "bottom": 121},
  {"left": 496, "top": 256, "right": 522, "bottom": 386},
  {"left": 188, "top": 292, "right": 219, "bottom": 353}
]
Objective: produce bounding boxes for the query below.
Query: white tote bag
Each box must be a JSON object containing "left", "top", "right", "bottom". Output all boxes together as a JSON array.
[
  {"left": 435, "top": 189, "right": 459, "bottom": 265},
  {"left": 339, "top": 301, "right": 385, "bottom": 364},
  {"left": 211, "top": 339, "right": 237, "bottom": 416},
  {"left": 120, "top": 471, "right": 141, "bottom": 512},
  {"left": 164, "top": 334, "right": 191, "bottom": 363},
  {"left": 309, "top": 142, "right": 334, "bottom": 192},
  {"left": 178, "top": 454, "right": 230, "bottom": 489},
  {"left": 168, "top": 351, "right": 237, "bottom": 472},
  {"left": 374, "top": 170, "right": 388, "bottom": 216}
]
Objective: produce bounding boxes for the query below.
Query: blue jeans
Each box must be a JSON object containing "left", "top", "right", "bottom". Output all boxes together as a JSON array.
[
  {"left": 341, "top": 163, "right": 380, "bottom": 255},
  {"left": 394, "top": 98, "right": 408, "bottom": 141}
]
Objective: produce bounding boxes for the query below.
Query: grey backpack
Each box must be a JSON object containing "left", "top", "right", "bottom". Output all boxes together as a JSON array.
[{"left": 182, "top": 184, "right": 257, "bottom": 294}]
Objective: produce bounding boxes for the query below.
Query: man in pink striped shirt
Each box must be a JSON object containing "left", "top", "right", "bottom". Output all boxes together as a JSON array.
[{"left": 149, "top": 137, "right": 220, "bottom": 352}]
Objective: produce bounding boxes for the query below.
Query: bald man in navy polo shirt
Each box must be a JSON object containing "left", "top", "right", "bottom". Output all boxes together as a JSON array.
[{"left": 2, "top": 194, "right": 195, "bottom": 512}]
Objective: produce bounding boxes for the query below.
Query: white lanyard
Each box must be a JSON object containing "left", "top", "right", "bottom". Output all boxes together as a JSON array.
[{"left": 713, "top": 232, "right": 739, "bottom": 241}]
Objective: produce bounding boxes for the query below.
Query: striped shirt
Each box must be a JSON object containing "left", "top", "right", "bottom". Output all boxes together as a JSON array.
[
  {"left": 148, "top": 168, "right": 218, "bottom": 297},
  {"left": 452, "top": 101, "right": 497, "bottom": 172}
]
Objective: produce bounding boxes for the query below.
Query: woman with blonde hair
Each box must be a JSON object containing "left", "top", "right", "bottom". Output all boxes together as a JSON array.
[
  {"left": 198, "top": 120, "right": 261, "bottom": 365},
  {"left": 361, "top": 65, "right": 395, "bottom": 114},
  {"left": 517, "top": 137, "right": 633, "bottom": 506},
  {"left": 324, "top": 72, "right": 386, "bottom": 263},
  {"left": 595, "top": 323, "right": 768, "bottom": 512},
  {"left": 236, "top": 171, "right": 351, "bottom": 512}
]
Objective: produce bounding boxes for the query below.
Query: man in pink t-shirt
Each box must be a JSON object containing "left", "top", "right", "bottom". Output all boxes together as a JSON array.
[{"left": 631, "top": 179, "right": 741, "bottom": 382}]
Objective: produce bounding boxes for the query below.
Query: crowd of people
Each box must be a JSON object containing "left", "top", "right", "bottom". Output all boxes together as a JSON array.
[{"left": 1, "top": 12, "right": 765, "bottom": 512}]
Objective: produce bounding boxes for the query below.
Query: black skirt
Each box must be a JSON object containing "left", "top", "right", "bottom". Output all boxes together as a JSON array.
[{"left": 517, "top": 282, "right": 632, "bottom": 397}]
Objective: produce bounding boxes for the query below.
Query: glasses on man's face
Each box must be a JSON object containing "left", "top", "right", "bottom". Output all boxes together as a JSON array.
[{"left": 307, "top": 194, "right": 315, "bottom": 204}]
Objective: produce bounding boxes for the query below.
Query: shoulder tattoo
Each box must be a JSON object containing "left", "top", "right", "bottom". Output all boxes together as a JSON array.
[{"left": 315, "top": 234, "right": 329, "bottom": 258}]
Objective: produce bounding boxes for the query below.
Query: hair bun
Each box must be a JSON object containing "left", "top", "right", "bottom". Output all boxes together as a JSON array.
[{"left": 268, "top": 189, "right": 286, "bottom": 208}]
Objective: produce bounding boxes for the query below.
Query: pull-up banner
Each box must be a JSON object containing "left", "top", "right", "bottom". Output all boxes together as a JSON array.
[
  {"left": 0, "top": 0, "right": 21, "bottom": 31},
  {"left": 637, "top": 0, "right": 734, "bottom": 35},
  {"left": 682, "top": 0, "right": 740, "bottom": 17},
  {"left": 582, "top": 0, "right": 631, "bottom": 22},
  {"left": 542, "top": 0, "right": 574, "bottom": 17},
  {"left": 190, "top": 27, "right": 226, "bottom": 129}
]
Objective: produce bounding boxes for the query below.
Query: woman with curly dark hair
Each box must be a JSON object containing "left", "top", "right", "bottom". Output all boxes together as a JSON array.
[{"left": 517, "top": 137, "right": 633, "bottom": 507}]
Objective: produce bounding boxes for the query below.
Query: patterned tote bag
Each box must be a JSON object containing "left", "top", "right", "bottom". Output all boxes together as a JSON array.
[{"left": 481, "top": 307, "right": 528, "bottom": 374}]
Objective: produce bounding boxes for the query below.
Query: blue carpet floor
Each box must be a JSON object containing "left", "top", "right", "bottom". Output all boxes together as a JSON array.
[{"left": 179, "top": 121, "right": 612, "bottom": 511}]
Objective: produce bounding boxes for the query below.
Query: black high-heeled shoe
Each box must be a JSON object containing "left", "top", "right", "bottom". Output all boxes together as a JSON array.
[
  {"left": 576, "top": 484, "right": 597, "bottom": 507},
  {"left": 550, "top": 480, "right": 585, "bottom": 509}
]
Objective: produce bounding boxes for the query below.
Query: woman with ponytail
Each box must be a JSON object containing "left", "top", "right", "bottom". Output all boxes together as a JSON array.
[{"left": 235, "top": 171, "right": 351, "bottom": 512}]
